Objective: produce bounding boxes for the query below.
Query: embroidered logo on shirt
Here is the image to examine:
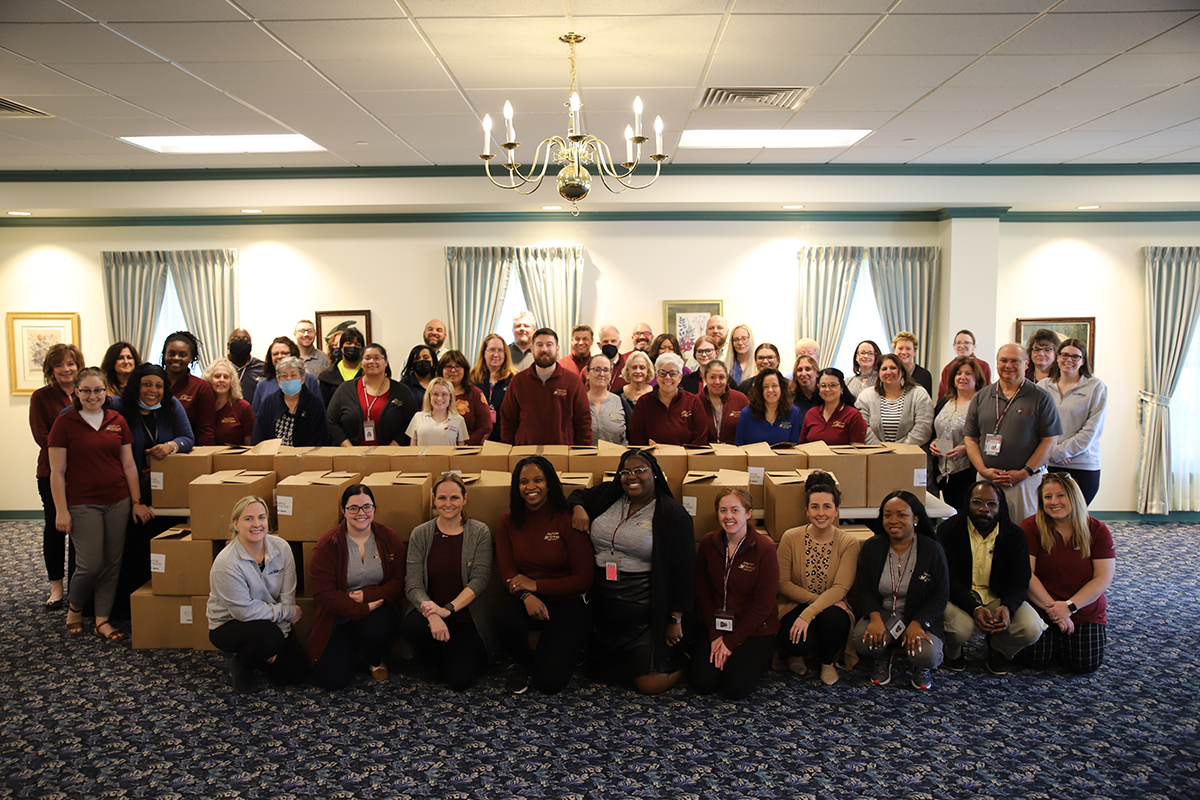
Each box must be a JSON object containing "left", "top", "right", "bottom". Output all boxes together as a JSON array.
[
  {"left": 679, "top": 410, "right": 693, "bottom": 418},
  {"left": 729, "top": 410, "right": 741, "bottom": 418},
  {"left": 554, "top": 388, "right": 568, "bottom": 397},
  {"left": 831, "top": 421, "right": 845, "bottom": 428},
  {"left": 737, "top": 561, "right": 756, "bottom": 572},
  {"left": 544, "top": 531, "right": 561, "bottom": 541},
  {"left": 177, "top": 392, "right": 194, "bottom": 402},
  {"left": 104, "top": 424, "right": 123, "bottom": 433},
  {"left": 917, "top": 571, "right": 931, "bottom": 583},
  {"left": 778, "top": 422, "right": 791, "bottom": 429}
]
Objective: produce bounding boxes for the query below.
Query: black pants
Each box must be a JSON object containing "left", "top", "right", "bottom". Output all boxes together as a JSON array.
[
  {"left": 778, "top": 603, "right": 851, "bottom": 666},
  {"left": 494, "top": 593, "right": 591, "bottom": 694},
  {"left": 38, "top": 476, "right": 75, "bottom": 584},
  {"left": 690, "top": 634, "right": 776, "bottom": 700},
  {"left": 111, "top": 514, "right": 180, "bottom": 621},
  {"left": 1047, "top": 467, "right": 1101, "bottom": 506},
  {"left": 312, "top": 605, "right": 400, "bottom": 690},
  {"left": 402, "top": 609, "right": 488, "bottom": 691},
  {"left": 209, "top": 620, "right": 310, "bottom": 685}
]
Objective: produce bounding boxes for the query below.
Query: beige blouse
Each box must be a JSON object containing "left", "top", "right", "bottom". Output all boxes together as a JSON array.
[{"left": 776, "top": 524, "right": 861, "bottom": 623}]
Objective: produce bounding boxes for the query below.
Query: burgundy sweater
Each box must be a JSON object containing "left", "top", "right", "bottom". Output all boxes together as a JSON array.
[
  {"left": 496, "top": 504, "right": 594, "bottom": 604},
  {"left": 695, "top": 525, "right": 780, "bottom": 650}
]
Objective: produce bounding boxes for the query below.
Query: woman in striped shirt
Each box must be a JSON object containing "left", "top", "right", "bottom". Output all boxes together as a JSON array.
[{"left": 854, "top": 354, "right": 933, "bottom": 446}]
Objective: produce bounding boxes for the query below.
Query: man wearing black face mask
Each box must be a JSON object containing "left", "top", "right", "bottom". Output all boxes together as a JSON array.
[
  {"left": 317, "top": 327, "right": 366, "bottom": 406},
  {"left": 936, "top": 481, "right": 1043, "bottom": 675},
  {"left": 227, "top": 328, "right": 264, "bottom": 401}
]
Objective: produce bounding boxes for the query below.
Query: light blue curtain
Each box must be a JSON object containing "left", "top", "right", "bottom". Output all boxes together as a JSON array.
[
  {"left": 867, "top": 246, "right": 940, "bottom": 359},
  {"left": 101, "top": 251, "right": 169, "bottom": 363},
  {"left": 164, "top": 249, "right": 238, "bottom": 371},
  {"left": 797, "top": 246, "right": 863, "bottom": 368},
  {"left": 512, "top": 245, "right": 584, "bottom": 341},
  {"left": 445, "top": 247, "right": 512, "bottom": 360},
  {"left": 1138, "top": 246, "right": 1200, "bottom": 514}
]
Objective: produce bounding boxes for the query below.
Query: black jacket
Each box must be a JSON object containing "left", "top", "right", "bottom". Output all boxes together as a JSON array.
[
  {"left": 317, "top": 362, "right": 362, "bottom": 407},
  {"left": 251, "top": 385, "right": 329, "bottom": 447},
  {"left": 325, "top": 377, "right": 417, "bottom": 447},
  {"left": 936, "top": 513, "right": 1031, "bottom": 615},
  {"left": 853, "top": 533, "right": 949, "bottom": 640}
]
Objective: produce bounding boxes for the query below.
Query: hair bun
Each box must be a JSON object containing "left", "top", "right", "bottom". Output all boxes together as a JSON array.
[{"left": 805, "top": 470, "right": 836, "bottom": 491}]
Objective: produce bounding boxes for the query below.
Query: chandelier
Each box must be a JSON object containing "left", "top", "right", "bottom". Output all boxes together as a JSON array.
[{"left": 479, "top": 33, "right": 667, "bottom": 216}]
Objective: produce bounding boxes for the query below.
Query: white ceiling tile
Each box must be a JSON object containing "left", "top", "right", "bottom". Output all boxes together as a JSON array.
[
  {"left": 106, "top": 21, "right": 296, "bottom": 62},
  {"left": 238, "top": 0, "right": 409, "bottom": 20},
  {"left": 1020, "top": 84, "right": 1172, "bottom": 112},
  {"left": 1038, "top": 129, "right": 1146, "bottom": 147},
  {"left": 1065, "top": 53, "right": 1200, "bottom": 86},
  {"left": 0, "top": 118, "right": 96, "bottom": 139},
  {"left": 312, "top": 59, "right": 454, "bottom": 92},
  {"left": 830, "top": 146, "right": 930, "bottom": 163},
  {"left": 404, "top": 0, "right": 564, "bottom": 16},
  {"left": 752, "top": 148, "right": 845, "bottom": 163},
  {"left": 86, "top": 152, "right": 198, "bottom": 167},
  {"left": 180, "top": 61, "right": 335, "bottom": 93},
  {"left": 826, "top": 55, "right": 979, "bottom": 86},
  {"left": 1120, "top": 83, "right": 1200, "bottom": 109},
  {"left": 420, "top": 18, "right": 582, "bottom": 60},
  {"left": 2, "top": 65, "right": 100, "bottom": 95},
  {"left": 557, "top": 16, "right": 724, "bottom": 57},
  {"left": 669, "top": 147, "right": 764, "bottom": 164},
  {"left": 53, "top": 63, "right": 218, "bottom": 96},
  {"left": 254, "top": 152, "right": 357, "bottom": 167},
  {"left": 353, "top": 90, "right": 474, "bottom": 116},
  {"left": 10, "top": 94, "right": 155, "bottom": 119},
  {"left": 169, "top": 117, "right": 292, "bottom": 135},
  {"left": 1057, "top": 1, "right": 1200, "bottom": 13},
  {"left": 68, "top": 117, "right": 200, "bottom": 137},
  {"left": 0, "top": 23, "right": 162, "bottom": 63},
  {"left": 62, "top": 0, "right": 248, "bottom": 22},
  {"left": 1147, "top": 145, "right": 1200, "bottom": 161},
  {"left": 718, "top": 15, "right": 879, "bottom": 56},
  {"left": 1165, "top": 116, "right": 1200, "bottom": 130},
  {"left": 0, "top": 136, "right": 75, "bottom": 155},
  {"left": 37, "top": 137, "right": 147, "bottom": 155},
  {"left": 120, "top": 93, "right": 267, "bottom": 119},
  {"left": 854, "top": 129, "right": 960, "bottom": 148},
  {"left": 681, "top": 109, "right": 799, "bottom": 129},
  {"left": 987, "top": 147, "right": 1085, "bottom": 163},
  {"left": 911, "top": 146, "right": 1026, "bottom": 162},
  {"left": 0, "top": 1, "right": 90, "bottom": 23},
  {"left": 1073, "top": 106, "right": 1200, "bottom": 130},
  {"left": 786, "top": 110, "right": 898, "bottom": 129},
  {"left": 879, "top": 110, "right": 1003, "bottom": 131},
  {"left": 574, "top": 87, "right": 696, "bottom": 115},
  {"left": 1128, "top": 15, "right": 1200, "bottom": 53},
  {"left": 973, "top": 110, "right": 1102, "bottom": 131},
  {"left": 856, "top": 14, "right": 1040, "bottom": 56},
  {"left": 243, "top": 92, "right": 373, "bottom": 119},
  {"left": 1121, "top": 129, "right": 1200, "bottom": 147},
  {"left": 260, "top": 19, "right": 430, "bottom": 60},
  {"left": 571, "top": 0, "right": 728, "bottom": 13},
  {"left": 892, "top": 0, "right": 1051, "bottom": 11},
  {"left": 328, "top": 149, "right": 436, "bottom": 166},
  {"left": 169, "top": 154, "right": 279, "bottom": 167},
  {"left": 800, "top": 85, "right": 937, "bottom": 112},
  {"left": 373, "top": 113, "right": 487, "bottom": 149},
  {"left": 911, "top": 85, "right": 1049, "bottom": 112},
  {"left": 11, "top": 154, "right": 115, "bottom": 168},
  {"left": 734, "top": 1, "right": 894, "bottom": 13},
  {"left": 996, "top": 12, "right": 1197, "bottom": 55},
  {"left": 446, "top": 55, "right": 708, "bottom": 90},
  {"left": 300, "top": 123, "right": 419, "bottom": 151},
  {"left": 939, "top": 129, "right": 1049, "bottom": 148},
  {"left": 949, "top": 54, "right": 1113, "bottom": 86},
  {"left": 704, "top": 54, "right": 842, "bottom": 87},
  {"left": 1075, "top": 145, "right": 1196, "bottom": 161}
]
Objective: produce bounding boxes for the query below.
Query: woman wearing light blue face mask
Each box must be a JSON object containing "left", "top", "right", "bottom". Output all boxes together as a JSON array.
[{"left": 252, "top": 356, "right": 329, "bottom": 446}]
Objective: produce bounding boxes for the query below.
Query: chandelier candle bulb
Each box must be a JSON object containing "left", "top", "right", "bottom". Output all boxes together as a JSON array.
[
  {"left": 503, "top": 101, "right": 515, "bottom": 143},
  {"left": 570, "top": 92, "right": 581, "bottom": 134},
  {"left": 483, "top": 114, "right": 492, "bottom": 155},
  {"left": 625, "top": 126, "right": 634, "bottom": 163},
  {"left": 633, "top": 96, "right": 643, "bottom": 138},
  {"left": 655, "top": 116, "right": 663, "bottom": 154}
]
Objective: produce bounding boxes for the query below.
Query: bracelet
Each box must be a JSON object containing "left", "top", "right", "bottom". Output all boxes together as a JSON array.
[
  {"left": 518, "top": 591, "right": 532, "bottom": 601},
  {"left": 667, "top": 614, "right": 682, "bottom": 625}
]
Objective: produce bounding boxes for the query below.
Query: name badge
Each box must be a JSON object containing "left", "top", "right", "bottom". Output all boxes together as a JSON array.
[
  {"left": 605, "top": 561, "right": 618, "bottom": 581},
  {"left": 886, "top": 614, "right": 906, "bottom": 641},
  {"left": 489, "top": 406, "right": 497, "bottom": 423},
  {"left": 362, "top": 419, "right": 378, "bottom": 443},
  {"left": 984, "top": 433, "right": 1002, "bottom": 456},
  {"left": 715, "top": 612, "right": 735, "bottom": 632}
]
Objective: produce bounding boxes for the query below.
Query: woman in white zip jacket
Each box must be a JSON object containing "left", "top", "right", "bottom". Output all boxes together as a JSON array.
[{"left": 1038, "top": 338, "right": 1107, "bottom": 506}]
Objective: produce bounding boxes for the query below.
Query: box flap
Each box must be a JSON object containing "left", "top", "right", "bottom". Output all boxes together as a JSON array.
[
  {"left": 250, "top": 440, "right": 283, "bottom": 455},
  {"left": 709, "top": 444, "right": 745, "bottom": 456},
  {"left": 152, "top": 528, "right": 193, "bottom": 542},
  {"left": 479, "top": 440, "right": 511, "bottom": 455},
  {"left": 683, "top": 470, "right": 719, "bottom": 484}
]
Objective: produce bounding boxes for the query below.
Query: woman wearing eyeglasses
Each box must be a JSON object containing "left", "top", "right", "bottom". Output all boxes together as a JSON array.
[
  {"left": 1025, "top": 329, "right": 1060, "bottom": 383},
  {"left": 586, "top": 354, "right": 630, "bottom": 446},
  {"left": 680, "top": 336, "right": 720, "bottom": 394},
  {"left": 734, "top": 368, "right": 801, "bottom": 446},
  {"left": 725, "top": 325, "right": 756, "bottom": 387},
  {"left": 628, "top": 352, "right": 707, "bottom": 446},
  {"left": 326, "top": 343, "right": 418, "bottom": 447},
  {"left": 1037, "top": 339, "right": 1107, "bottom": 506},
  {"left": 800, "top": 368, "right": 867, "bottom": 446},
  {"left": 307, "top": 484, "right": 405, "bottom": 689},
  {"left": 439, "top": 349, "right": 493, "bottom": 445},
  {"left": 738, "top": 343, "right": 780, "bottom": 394}
]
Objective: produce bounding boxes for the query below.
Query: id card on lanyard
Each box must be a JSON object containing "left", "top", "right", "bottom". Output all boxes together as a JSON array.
[
  {"left": 716, "top": 534, "right": 746, "bottom": 632},
  {"left": 362, "top": 388, "right": 381, "bottom": 443},
  {"left": 886, "top": 546, "right": 913, "bottom": 642},
  {"left": 986, "top": 382, "right": 1021, "bottom": 457}
]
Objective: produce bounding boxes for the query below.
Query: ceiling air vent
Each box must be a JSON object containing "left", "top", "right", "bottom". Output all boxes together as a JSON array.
[
  {"left": 0, "top": 98, "right": 54, "bottom": 119},
  {"left": 698, "top": 87, "right": 815, "bottom": 112}
]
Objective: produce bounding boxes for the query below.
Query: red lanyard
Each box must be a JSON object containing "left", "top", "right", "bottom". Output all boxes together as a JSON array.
[
  {"left": 889, "top": 544, "right": 913, "bottom": 609},
  {"left": 722, "top": 532, "right": 748, "bottom": 611},
  {"left": 610, "top": 499, "right": 644, "bottom": 555},
  {"left": 993, "top": 381, "right": 1021, "bottom": 435}
]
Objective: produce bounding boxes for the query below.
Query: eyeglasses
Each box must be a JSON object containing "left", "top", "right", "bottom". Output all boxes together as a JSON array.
[
  {"left": 617, "top": 466, "right": 651, "bottom": 478},
  {"left": 997, "top": 358, "right": 1024, "bottom": 366},
  {"left": 363, "top": 356, "right": 386, "bottom": 363},
  {"left": 442, "top": 364, "right": 463, "bottom": 371},
  {"left": 295, "top": 328, "right": 315, "bottom": 335},
  {"left": 694, "top": 348, "right": 716, "bottom": 357},
  {"left": 1031, "top": 346, "right": 1056, "bottom": 354},
  {"left": 732, "top": 336, "right": 750, "bottom": 344},
  {"left": 344, "top": 504, "right": 375, "bottom": 514},
  {"left": 1058, "top": 353, "right": 1084, "bottom": 362},
  {"left": 590, "top": 367, "right": 611, "bottom": 375},
  {"left": 817, "top": 383, "right": 840, "bottom": 391},
  {"left": 77, "top": 387, "right": 106, "bottom": 396},
  {"left": 656, "top": 369, "right": 680, "bottom": 378},
  {"left": 755, "top": 355, "right": 776, "bottom": 363},
  {"left": 968, "top": 498, "right": 1000, "bottom": 510}
]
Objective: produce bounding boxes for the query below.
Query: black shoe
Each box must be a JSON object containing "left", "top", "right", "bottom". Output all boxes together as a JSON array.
[
  {"left": 229, "top": 657, "right": 258, "bottom": 693},
  {"left": 505, "top": 665, "right": 530, "bottom": 695},
  {"left": 986, "top": 646, "right": 1013, "bottom": 675},
  {"left": 944, "top": 653, "right": 966, "bottom": 672},
  {"left": 44, "top": 597, "right": 64, "bottom": 611}
]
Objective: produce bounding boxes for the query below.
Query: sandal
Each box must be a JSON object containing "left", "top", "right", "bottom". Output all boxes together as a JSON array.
[
  {"left": 66, "top": 605, "right": 85, "bottom": 634},
  {"left": 93, "top": 622, "right": 126, "bottom": 641}
]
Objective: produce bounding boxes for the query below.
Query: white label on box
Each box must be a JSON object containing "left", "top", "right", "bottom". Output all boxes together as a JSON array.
[
  {"left": 747, "top": 466, "right": 765, "bottom": 486},
  {"left": 682, "top": 496, "right": 697, "bottom": 516},
  {"left": 149, "top": 553, "right": 166, "bottom": 573},
  {"left": 277, "top": 495, "right": 293, "bottom": 516},
  {"left": 179, "top": 605, "right": 193, "bottom": 625},
  {"left": 451, "top": 469, "right": 462, "bottom": 475},
  {"left": 150, "top": 472, "right": 164, "bottom": 490},
  {"left": 913, "top": 468, "right": 927, "bottom": 485}
]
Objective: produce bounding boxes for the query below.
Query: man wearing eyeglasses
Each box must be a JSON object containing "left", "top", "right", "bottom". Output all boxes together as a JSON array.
[
  {"left": 963, "top": 344, "right": 1062, "bottom": 524},
  {"left": 936, "top": 481, "right": 1044, "bottom": 675},
  {"left": 294, "top": 319, "right": 329, "bottom": 377}
]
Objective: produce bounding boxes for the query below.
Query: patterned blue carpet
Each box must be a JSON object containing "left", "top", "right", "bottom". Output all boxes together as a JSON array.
[{"left": 2, "top": 520, "right": 1197, "bottom": 800}]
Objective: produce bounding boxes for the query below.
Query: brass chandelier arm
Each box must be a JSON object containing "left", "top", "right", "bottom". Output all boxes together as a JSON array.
[
  {"left": 480, "top": 137, "right": 562, "bottom": 194},
  {"left": 586, "top": 136, "right": 666, "bottom": 194}
]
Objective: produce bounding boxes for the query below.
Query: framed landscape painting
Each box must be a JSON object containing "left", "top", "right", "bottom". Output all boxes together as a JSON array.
[
  {"left": 7, "top": 312, "right": 81, "bottom": 395},
  {"left": 1015, "top": 316, "right": 1096, "bottom": 362},
  {"left": 664, "top": 300, "right": 723, "bottom": 355},
  {"left": 316, "top": 310, "right": 372, "bottom": 349}
]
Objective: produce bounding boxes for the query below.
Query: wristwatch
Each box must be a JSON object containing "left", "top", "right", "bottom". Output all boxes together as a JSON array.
[
  {"left": 444, "top": 601, "right": 456, "bottom": 614},
  {"left": 1066, "top": 600, "right": 1078, "bottom": 613},
  {"left": 667, "top": 614, "right": 682, "bottom": 626}
]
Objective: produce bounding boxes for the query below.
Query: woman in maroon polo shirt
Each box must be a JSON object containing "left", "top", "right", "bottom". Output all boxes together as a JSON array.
[
  {"left": 691, "top": 487, "right": 780, "bottom": 700},
  {"left": 698, "top": 359, "right": 748, "bottom": 444},
  {"left": 628, "top": 352, "right": 706, "bottom": 446},
  {"left": 160, "top": 331, "right": 216, "bottom": 446},
  {"left": 205, "top": 357, "right": 255, "bottom": 446},
  {"left": 49, "top": 367, "right": 153, "bottom": 639},
  {"left": 29, "top": 343, "right": 84, "bottom": 610},
  {"left": 801, "top": 368, "right": 867, "bottom": 446},
  {"left": 438, "top": 349, "right": 493, "bottom": 445}
]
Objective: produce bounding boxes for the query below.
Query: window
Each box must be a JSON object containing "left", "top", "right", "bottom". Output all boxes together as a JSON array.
[
  {"left": 491, "top": 271, "right": 531, "bottom": 340},
  {"left": 147, "top": 272, "right": 200, "bottom": 376},
  {"left": 1170, "top": 331, "right": 1199, "bottom": 511},
  {"left": 830, "top": 262, "right": 889, "bottom": 376}
]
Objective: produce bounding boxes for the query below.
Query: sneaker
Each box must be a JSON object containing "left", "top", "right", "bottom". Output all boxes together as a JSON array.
[
  {"left": 787, "top": 656, "right": 808, "bottom": 677},
  {"left": 870, "top": 654, "right": 893, "bottom": 686},
  {"left": 505, "top": 665, "right": 530, "bottom": 695},
  {"left": 820, "top": 664, "right": 839, "bottom": 686},
  {"left": 229, "top": 657, "right": 257, "bottom": 694},
  {"left": 986, "top": 646, "right": 1013, "bottom": 675},
  {"left": 911, "top": 668, "right": 933, "bottom": 690},
  {"left": 944, "top": 653, "right": 966, "bottom": 672}
]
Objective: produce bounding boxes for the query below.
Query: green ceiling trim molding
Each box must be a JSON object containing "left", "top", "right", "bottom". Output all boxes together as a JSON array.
[
  {"left": 1002, "top": 211, "right": 1200, "bottom": 223},
  {"left": 936, "top": 207, "right": 1012, "bottom": 220},
  {"left": 1, "top": 161, "right": 1197, "bottom": 183}
]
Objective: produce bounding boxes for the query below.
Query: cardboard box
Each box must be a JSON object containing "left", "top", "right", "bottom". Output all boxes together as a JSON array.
[
  {"left": 131, "top": 582, "right": 196, "bottom": 649},
  {"left": 742, "top": 442, "right": 809, "bottom": 508},
  {"left": 189, "top": 470, "right": 278, "bottom": 540},
  {"left": 332, "top": 445, "right": 395, "bottom": 476},
  {"left": 679, "top": 469, "right": 751, "bottom": 542},
  {"left": 457, "top": 470, "right": 513, "bottom": 538},
  {"left": 300, "top": 541, "right": 317, "bottom": 597},
  {"left": 274, "top": 446, "right": 344, "bottom": 481},
  {"left": 557, "top": 472, "right": 595, "bottom": 496},
  {"left": 801, "top": 442, "right": 868, "bottom": 508},
  {"left": 275, "top": 470, "right": 362, "bottom": 541},
  {"left": 190, "top": 595, "right": 313, "bottom": 652},
  {"left": 360, "top": 471, "right": 435, "bottom": 543},
  {"left": 685, "top": 443, "right": 749, "bottom": 473},
  {"left": 841, "top": 524, "right": 876, "bottom": 542},
  {"left": 568, "top": 441, "right": 630, "bottom": 487},
  {"left": 448, "top": 440, "right": 512, "bottom": 474},
  {"left": 391, "top": 446, "right": 452, "bottom": 478},
  {"left": 643, "top": 443, "right": 688, "bottom": 501},
  {"left": 149, "top": 445, "right": 226, "bottom": 508},
  {"left": 212, "top": 440, "right": 287, "bottom": 472},
  {"left": 765, "top": 469, "right": 841, "bottom": 539},
  {"left": 866, "top": 443, "right": 929, "bottom": 506},
  {"left": 508, "top": 445, "right": 570, "bottom": 473},
  {"left": 150, "top": 527, "right": 222, "bottom": 596}
]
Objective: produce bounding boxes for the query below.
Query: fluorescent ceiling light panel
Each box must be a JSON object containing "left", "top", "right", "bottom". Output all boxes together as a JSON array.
[
  {"left": 120, "top": 134, "right": 325, "bottom": 154},
  {"left": 678, "top": 129, "right": 871, "bottom": 149}
]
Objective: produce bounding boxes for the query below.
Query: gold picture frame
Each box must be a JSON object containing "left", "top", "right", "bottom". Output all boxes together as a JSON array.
[
  {"left": 663, "top": 300, "right": 723, "bottom": 355},
  {"left": 7, "top": 312, "right": 81, "bottom": 396}
]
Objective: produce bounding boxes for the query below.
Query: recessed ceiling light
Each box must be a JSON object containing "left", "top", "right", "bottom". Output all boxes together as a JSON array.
[
  {"left": 541, "top": 205, "right": 563, "bottom": 211},
  {"left": 241, "top": 209, "right": 263, "bottom": 214},
  {"left": 1076, "top": 205, "right": 1101, "bottom": 210},
  {"left": 782, "top": 205, "right": 805, "bottom": 210},
  {"left": 7, "top": 211, "right": 32, "bottom": 216},
  {"left": 903, "top": 138, "right": 917, "bottom": 143},
  {"left": 119, "top": 134, "right": 325, "bottom": 154},
  {"left": 678, "top": 129, "right": 871, "bottom": 149},
  {"left": 355, "top": 141, "right": 369, "bottom": 146}
]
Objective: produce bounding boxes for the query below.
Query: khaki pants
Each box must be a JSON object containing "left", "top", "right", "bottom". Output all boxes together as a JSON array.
[
  {"left": 1002, "top": 472, "right": 1043, "bottom": 524},
  {"left": 943, "top": 598, "right": 1047, "bottom": 660}
]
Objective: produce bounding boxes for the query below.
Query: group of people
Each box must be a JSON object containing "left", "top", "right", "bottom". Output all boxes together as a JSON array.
[{"left": 205, "top": 455, "right": 1115, "bottom": 697}]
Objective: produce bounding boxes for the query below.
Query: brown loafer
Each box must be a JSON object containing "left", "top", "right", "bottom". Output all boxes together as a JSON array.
[{"left": 370, "top": 664, "right": 389, "bottom": 682}]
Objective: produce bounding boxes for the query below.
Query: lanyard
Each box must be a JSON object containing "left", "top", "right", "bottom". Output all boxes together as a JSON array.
[
  {"left": 610, "top": 498, "right": 643, "bottom": 555},
  {"left": 993, "top": 381, "right": 1022, "bottom": 435},
  {"left": 889, "top": 544, "right": 913, "bottom": 610},
  {"left": 721, "top": 532, "right": 748, "bottom": 611}
]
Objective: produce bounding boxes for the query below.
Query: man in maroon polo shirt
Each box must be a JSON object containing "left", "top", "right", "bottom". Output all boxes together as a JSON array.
[{"left": 500, "top": 329, "right": 592, "bottom": 446}]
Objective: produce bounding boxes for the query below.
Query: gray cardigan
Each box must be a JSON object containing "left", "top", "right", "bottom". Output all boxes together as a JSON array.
[
  {"left": 1038, "top": 375, "right": 1107, "bottom": 471},
  {"left": 405, "top": 518, "right": 496, "bottom": 653},
  {"left": 855, "top": 384, "right": 934, "bottom": 446},
  {"left": 207, "top": 534, "right": 297, "bottom": 634}
]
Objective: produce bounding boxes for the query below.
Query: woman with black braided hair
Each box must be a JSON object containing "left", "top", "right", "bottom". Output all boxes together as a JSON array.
[{"left": 161, "top": 331, "right": 216, "bottom": 445}]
